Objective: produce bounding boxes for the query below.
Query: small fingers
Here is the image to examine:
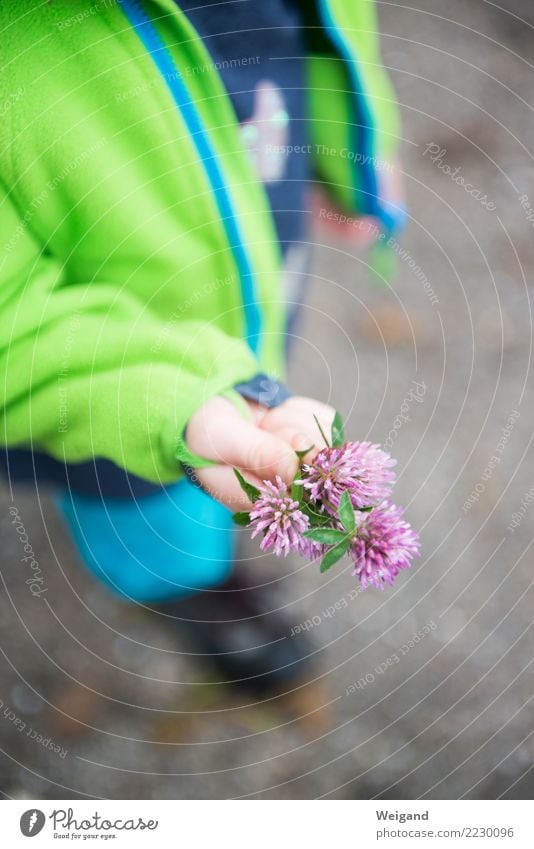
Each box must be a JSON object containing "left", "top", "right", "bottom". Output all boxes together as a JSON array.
[
  {"left": 186, "top": 395, "right": 297, "bottom": 483},
  {"left": 195, "top": 465, "right": 265, "bottom": 511},
  {"left": 259, "top": 397, "right": 335, "bottom": 453}
]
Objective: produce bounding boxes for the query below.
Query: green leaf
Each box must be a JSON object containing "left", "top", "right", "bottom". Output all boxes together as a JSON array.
[
  {"left": 291, "top": 480, "right": 304, "bottom": 502},
  {"left": 303, "top": 528, "right": 347, "bottom": 544},
  {"left": 359, "top": 505, "right": 374, "bottom": 513},
  {"left": 300, "top": 503, "right": 331, "bottom": 527},
  {"left": 320, "top": 539, "right": 349, "bottom": 573},
  {"left": 232, "top": 511, "right": 251, "bottom": 527},
  {"left": 331, "top": 410, "right": 345, "bottom": 447},
  {"left": 338, "top": 490, "right": 355, "bottom": 533},
  {"left": 295, "top": 445, "right": 314, "bottom": 460},
  {"left": 313, "top": 414, "right": 331, "bottom": 448},
  {"left": 233, "top": 468, "right": 261, "bottom": 503}
]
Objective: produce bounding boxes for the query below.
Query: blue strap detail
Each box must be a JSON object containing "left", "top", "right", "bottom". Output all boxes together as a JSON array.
[
  {"left": 234, "top": 374, "right": 291, "bottom": 408},
  {"left": 118, "top": 0, "right": 262, "bottom": 352}
]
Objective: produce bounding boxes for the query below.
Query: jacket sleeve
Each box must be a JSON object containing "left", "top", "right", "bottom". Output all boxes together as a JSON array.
[
  {"left": 0, "top": 180, "right": 259, "bottom": 483},
  {"left": 307, "top": 0, "right": 401, "bottom": 215}
]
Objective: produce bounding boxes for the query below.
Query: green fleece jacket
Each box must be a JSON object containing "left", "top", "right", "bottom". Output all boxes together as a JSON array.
[{"left": 0, "top": 0, "right": 401, "bottom": 483}]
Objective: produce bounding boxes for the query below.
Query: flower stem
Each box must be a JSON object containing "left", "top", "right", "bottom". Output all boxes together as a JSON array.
[{"left": 313, "top": 414, "right": 331, "bottom": 448}]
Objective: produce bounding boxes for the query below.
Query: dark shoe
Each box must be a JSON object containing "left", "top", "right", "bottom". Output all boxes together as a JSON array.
[{"left": 152, "top": 572, "right": 316, "bottom": 696}]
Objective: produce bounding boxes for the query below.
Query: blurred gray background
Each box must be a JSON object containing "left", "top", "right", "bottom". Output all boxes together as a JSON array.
[{"left": 1, "top": 0, "right": 534, "bottom": 799}]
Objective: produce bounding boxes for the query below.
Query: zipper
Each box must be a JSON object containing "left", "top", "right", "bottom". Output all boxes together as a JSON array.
[
  {"left": 317, "top": 0, "right": 401, "bottom": 235},
  {"left": 118, "top": 0, "right": 262, "bottom": 354}
]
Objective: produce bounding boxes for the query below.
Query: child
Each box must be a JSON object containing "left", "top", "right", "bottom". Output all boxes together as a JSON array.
[{"left": 0, "top": 0, "right": 403, "bottom": 694}]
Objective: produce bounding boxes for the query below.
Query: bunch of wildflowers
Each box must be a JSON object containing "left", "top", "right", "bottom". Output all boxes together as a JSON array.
[{"left": 233, "top": 413, "right": 420, "bottom": 589}]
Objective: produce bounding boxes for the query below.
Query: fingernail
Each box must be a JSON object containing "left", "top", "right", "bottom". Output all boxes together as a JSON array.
[{"left": 293, "top": 432, "right": 312, "bottom": 451}]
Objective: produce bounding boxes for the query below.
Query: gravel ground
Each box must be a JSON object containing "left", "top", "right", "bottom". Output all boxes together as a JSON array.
[{"left": 1, "top": 0, "right": 534, "bottom": 800}]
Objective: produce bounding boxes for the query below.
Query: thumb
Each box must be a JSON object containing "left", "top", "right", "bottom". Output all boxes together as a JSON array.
[{"left": 186, "top": 396, "right": 298, "bottom": 483}]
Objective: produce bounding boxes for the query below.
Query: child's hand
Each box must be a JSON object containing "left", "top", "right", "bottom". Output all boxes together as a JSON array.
[{"left": 185, "top": 395, "right": 335, "bottom": 510}]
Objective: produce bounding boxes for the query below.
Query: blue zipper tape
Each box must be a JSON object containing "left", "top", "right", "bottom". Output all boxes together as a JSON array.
[{"left": 118, "top": 0, "right": 262, "bottom": 352}]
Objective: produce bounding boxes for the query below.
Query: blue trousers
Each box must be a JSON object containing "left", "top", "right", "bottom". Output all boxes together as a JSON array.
[
  {"left": 54, "top": 480, "right": 236, "bottom": 602},
  {"left": 2, "top": 450, "right": 235, "bottom": 602}
]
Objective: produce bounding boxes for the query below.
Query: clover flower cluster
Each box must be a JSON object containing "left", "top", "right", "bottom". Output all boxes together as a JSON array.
[{"left": 233, "top": 415, "right": 420, "bottom": 590}]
